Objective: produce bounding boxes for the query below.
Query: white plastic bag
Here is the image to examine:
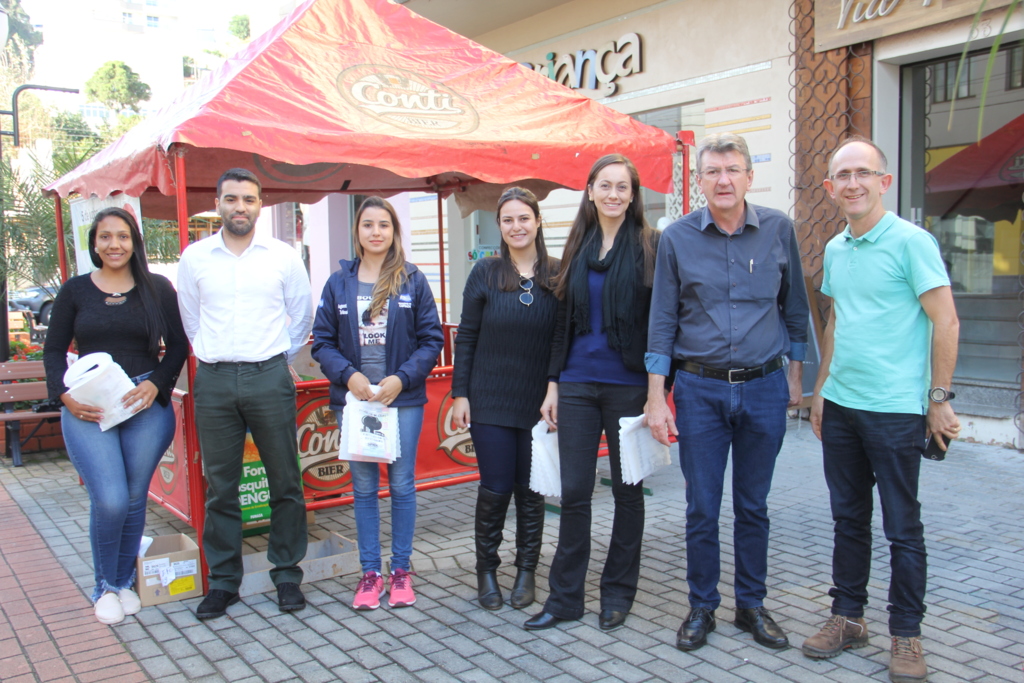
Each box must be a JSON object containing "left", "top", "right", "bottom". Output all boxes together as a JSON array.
[
  {"left": 338, "top": 387, "right": 400, "bottom": 463},
  {"left": 529, "top": 420, "right": 561, "bottom": 497},
  {"left": 63, "top": 352, "right": 137, "bottom": 432},
  {"left": 618, "top": 415, "right": 672, "bottom": 485}
]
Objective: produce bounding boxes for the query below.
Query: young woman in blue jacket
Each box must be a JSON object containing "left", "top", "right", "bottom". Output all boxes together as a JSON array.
[{"left": 312, "top": 196, "right": 443, "bottom": 611}]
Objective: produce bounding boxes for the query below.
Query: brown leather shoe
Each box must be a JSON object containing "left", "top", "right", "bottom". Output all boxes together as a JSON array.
[
  {"left": 802, "top": 614, "right": 869, "bottom": 658},
  {"left": 889, "top": 636, "right": 927, "bottom": 682}
]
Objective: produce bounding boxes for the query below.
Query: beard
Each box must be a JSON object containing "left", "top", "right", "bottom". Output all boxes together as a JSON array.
[{"left": 220, "top": 211, "right": 255, "bottom": 237}]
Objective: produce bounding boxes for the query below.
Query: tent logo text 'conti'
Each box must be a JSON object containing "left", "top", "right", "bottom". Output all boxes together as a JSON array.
[{"left": 337, "top": 65, "right": 479, "bottom": 136}]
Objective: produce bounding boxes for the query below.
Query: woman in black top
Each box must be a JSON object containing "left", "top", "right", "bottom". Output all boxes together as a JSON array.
[
  {"left": 524, "top": 154, "right": 660, "bottom": 632},
  {"left": 43, "top": 208, "right": 188, "bottom": 626},
  {"left": 452, "top": 187, "right": 559, "bottom": 611}
]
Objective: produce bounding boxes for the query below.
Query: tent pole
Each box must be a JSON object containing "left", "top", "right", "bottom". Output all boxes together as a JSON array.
[
  {"left": 175, "top": 151, "right": 190, "bottom": 252},
  {"left": 436, "top": 192, "right": 447, "bottom": 325},
  {"left": 173, "top": 147, "right": 209, "bottom": 593},
  {"left": 55, "top": 196, "right": 69, "bottom": 282}
]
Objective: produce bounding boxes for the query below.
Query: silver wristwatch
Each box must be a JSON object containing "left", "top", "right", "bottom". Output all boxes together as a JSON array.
[{"left": 928, "top": 387, "right": 956, "bottom": 403}]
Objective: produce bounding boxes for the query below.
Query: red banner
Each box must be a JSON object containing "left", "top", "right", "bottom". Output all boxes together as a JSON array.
[{"left": 296, "top": 368, "right": 478, "bottom": 499}]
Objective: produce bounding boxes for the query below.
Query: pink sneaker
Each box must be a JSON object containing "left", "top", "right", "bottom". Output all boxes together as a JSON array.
[
  {"left": 352, "top": 571, "right": 385, "bottom": 610},
  {"left": 388, "top": 569, "right": 416, "bottom": 607}
]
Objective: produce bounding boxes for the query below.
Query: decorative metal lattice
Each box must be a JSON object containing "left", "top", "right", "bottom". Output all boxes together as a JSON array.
[
  {"left": 688, "top": 148, "right": 707, "bottom": 215},
  {"left": 789, "top": 0, "right": 872, "bottom": 328},
  {"left": 666, "top": 150, "right": 685, "bottom": 221}
]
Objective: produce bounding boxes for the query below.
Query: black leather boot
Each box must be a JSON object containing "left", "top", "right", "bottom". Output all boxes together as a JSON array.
[
  {"left": 510, "top": 484, "right": 545, "bottom": 609},
  {"left": 475, "top": 486, "right": 512, "bottom": 611}
]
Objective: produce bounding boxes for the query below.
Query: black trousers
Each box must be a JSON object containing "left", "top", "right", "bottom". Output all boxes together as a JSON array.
[
  {"left": 469, "top": 422, "right": 532, "bottom": 494},
  {"left": 543, "top": 382, "right": 646, "bottom": 619}
]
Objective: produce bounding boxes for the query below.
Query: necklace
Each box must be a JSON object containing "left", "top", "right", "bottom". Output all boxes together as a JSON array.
[
  {"left": 510, "top": 256, "right": 535, "bottom": 279},
  {"left": 104, "top": 292, "right": 127, "bottom": 306}
]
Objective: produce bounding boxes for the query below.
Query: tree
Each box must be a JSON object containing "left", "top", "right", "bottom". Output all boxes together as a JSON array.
[
  {"left": 84, "top": 61, "right": 151, "bottom": 114},
  {"left": 228, "top": 15, "right": 250, "bottom": 41},
  {"left": 0, "top": 0, "right": 42, "bottom": 66}
]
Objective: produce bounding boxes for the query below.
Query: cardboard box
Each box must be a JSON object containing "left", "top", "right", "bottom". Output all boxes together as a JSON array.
[
  {"left": 238, "top": 532, "right": 359, "bottom": 597},
  {"left": 135, "top": 534, "right": 203, "bottom": 606}
]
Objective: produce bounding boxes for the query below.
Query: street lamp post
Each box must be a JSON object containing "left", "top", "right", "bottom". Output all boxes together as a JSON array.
[{"left": 0, "top": 83, "right": 80, "bottom": 361}]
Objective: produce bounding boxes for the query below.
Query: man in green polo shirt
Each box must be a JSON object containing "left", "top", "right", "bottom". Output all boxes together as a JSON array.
[{"left": 802, "top": 137, "right": 961, "bottom": 683}]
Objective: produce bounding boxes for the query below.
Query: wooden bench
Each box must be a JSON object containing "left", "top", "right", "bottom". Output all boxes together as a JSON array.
[{"left": 0, "top": 361, "right": 62, "bottom": 467}]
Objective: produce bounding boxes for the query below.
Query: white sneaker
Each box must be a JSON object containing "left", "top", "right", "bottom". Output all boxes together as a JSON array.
[
  {"left": 95, "top": 592, "right": 125, "bottom": 625},
  {"left": 118, "top": 588, "right": 142, "bottom": 616}
]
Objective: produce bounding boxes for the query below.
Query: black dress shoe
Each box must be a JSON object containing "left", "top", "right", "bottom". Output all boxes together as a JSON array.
[
  {"left": 599, "top": 609, "right": 628, "bottom": 631},
  {"left": 676, "top": 607, "right": 716, "bottom": 651},
  {"left": 734, "top": 606, "right": 789, "bottom": 649},
  {"left": 196, "top": 589, "right": 240, "bottom": 620},
  {"left": 277, "top": 582, "right": 306, "bottom": 612},
  {"left": 523, "top": 610, "right": 573, "bottom": 631}
]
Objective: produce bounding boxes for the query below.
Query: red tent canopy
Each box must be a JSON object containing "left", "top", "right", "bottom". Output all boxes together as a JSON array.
[
  {"left": 45, "top": 0, "right": 676, "bottom": 219},
  {"left": 925, "top": 112, "right": 1024, "bottom": 223}
]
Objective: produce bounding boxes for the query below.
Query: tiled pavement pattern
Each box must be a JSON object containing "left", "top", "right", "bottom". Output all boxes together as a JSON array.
[
  {"left": 2, "top": 422, "right": 1023, "bottom": 682},
  {"left": 0, "top": 470, "right": 149, "bottom": 683}
]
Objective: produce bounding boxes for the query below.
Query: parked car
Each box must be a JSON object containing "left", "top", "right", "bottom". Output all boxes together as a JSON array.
[{"left": 10, "top": 285, "right": 57, "bottom": 326}]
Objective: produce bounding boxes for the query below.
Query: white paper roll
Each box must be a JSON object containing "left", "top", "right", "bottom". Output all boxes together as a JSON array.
[{"left": 63, "top": 353, "right": 137, "bottom": 431}]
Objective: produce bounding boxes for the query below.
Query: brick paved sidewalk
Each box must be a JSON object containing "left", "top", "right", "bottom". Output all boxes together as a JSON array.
[
  {"left": 2, "top": 422, "right": 1024, "bottom": 682},
  {"left": 0, "top": 477, "right": 148, "bottom": 683}
]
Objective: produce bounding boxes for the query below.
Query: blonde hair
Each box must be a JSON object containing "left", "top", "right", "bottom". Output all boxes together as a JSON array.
[{"left": 353, "top": 196, "right": 407, "bottom": 322}]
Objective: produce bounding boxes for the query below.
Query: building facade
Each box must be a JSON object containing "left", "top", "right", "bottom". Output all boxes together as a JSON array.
[{"left": 402, "top": 0, "right": 1023, "bottom": 447}]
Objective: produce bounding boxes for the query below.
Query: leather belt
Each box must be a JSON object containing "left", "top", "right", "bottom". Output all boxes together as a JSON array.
[{"left": 679, "top": 356, "right": 785, "bottom": 384}]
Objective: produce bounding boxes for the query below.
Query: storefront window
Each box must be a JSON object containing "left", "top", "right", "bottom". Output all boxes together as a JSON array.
[
  {"left": 1009, "top": 45, "right": 1023, "bottom": 90},
  {"left": 930, "top": 58, "right": 970, "bottom": 103},
  {"left": 632, "top": 102, "right": 705, "bottom": 228},
  {"left": 901, "top": 43, "right": 1024, "bottom": 384}
]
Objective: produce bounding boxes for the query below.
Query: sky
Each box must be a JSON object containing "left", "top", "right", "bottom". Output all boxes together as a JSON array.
[{"left": 20, "top": 0, "right": 302, "bottom": 115}]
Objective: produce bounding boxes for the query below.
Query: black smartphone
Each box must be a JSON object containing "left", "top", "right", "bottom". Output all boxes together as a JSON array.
[{"left": 923, "top": 434, "right": 947, "bottom": 461}]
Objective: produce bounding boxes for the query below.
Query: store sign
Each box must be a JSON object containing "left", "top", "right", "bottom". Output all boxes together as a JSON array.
[
  {"left": 337, "top": 64, "right": 480, "bottom": 135},
  {"left": 814, "top": 0, "right": 1015, "bottom": 52},
  {"left": 522, "top": 33, "right": 642, "bottom": 97}
]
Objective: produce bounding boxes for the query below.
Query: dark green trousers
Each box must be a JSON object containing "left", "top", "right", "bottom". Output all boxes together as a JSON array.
[{"left": 194, "top": 355, "right": 307, "bottom": 592}]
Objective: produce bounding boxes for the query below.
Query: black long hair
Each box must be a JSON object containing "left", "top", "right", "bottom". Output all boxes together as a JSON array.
[
  {"left": 491, "top": 186, "right": 556, "bottom": 292},
  {"left": 553, "top": 154, "right": 658, "bottom": 300},
  {"left": 88, "top": 207, "right": 166, "bottom": 356}
]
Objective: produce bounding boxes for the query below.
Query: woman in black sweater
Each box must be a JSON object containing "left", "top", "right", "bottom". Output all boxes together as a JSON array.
[
  {"left": 452, "top": 187, "right": 559, "bottom": 611},
  {"left": 524, "top": 154, "right": 659, "bottom": 633},
  {"left": 43, "top": 208, "right": 188, "bottom": 625}
]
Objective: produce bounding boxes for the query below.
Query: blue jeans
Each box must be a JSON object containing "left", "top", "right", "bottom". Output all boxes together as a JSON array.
[
  {"left": 821, "top": 399, "right": 927, "bottom": 637},
  {"left": 338, "top": 406, "right": 424, "bottom": 573},
  {"left": 62, "top": 401, "right": 175, "bottom": 601},
  {"left": 544, "top": 382, "right": 647, "bottom": 618},
  {"left": 673, "top": 367, "right": 789, "bottom": 610}
]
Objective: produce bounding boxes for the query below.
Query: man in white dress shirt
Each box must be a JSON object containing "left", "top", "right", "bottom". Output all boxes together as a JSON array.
[{"left": 177, "top": 168, "right": 314, "bottom": 619}]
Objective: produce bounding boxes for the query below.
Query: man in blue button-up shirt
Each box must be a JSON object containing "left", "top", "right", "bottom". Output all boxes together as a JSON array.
[{"left": 646, "top": 133, "right": 808, "bottom": 653}]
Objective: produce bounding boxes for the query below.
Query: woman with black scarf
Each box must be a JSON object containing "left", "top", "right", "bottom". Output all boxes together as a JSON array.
[{"left": 523, "top": 154, "right": 660, "bottom": 633}]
